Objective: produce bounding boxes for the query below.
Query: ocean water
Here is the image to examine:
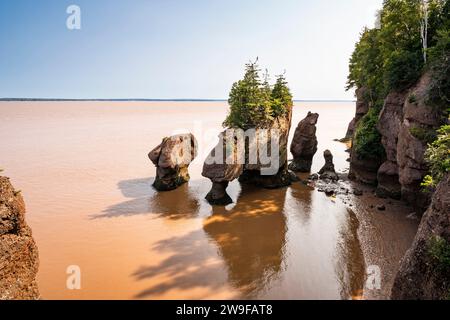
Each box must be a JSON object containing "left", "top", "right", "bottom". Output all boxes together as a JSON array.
[{"left": 0, "top": 101, "right": 419, "bottom": 299}]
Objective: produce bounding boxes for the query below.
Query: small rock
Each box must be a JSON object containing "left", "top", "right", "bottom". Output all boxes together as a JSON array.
[
  {"left": 353, "top": 189, "right": 363, "bottom": 196},
  {"left": 377, "top": 204, "right": 386, "bottom": 211},
  {"left": 318, "top": 150, "right": 339, "bottom": 181},
  {"left": 309, "top": 173, "right": 319, "bottom": 181}
]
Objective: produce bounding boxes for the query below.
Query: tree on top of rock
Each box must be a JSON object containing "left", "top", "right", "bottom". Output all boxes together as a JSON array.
[{"left": 224, "top": 60, "right": 293, "bottom": 130}]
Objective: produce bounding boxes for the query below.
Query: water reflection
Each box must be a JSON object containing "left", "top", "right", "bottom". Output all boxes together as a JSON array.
[
  {"left": 104, "top": 176, "right": 367, "bottom": 299},
  {"left": 335, "top": 209, "right": 366, "bottom": 299},
  {"left": 203, "top": 185, "right": 288, "bottom": 298}
]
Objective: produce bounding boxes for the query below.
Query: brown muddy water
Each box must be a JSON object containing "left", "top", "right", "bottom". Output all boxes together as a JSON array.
[{"left": 0, "top": 101, "right": 419, "bottom": 300}]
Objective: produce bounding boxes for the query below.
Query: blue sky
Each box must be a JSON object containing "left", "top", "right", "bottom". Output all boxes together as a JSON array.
[{"left": 0, "top": 0, "right": 382, "bottom": 100}]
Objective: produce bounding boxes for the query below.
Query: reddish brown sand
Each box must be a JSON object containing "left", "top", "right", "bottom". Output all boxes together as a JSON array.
[{"left": 0, "top": 101, "right": 419, "bottom": 300}]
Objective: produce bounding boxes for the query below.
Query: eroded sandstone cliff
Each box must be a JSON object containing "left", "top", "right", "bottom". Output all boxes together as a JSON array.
[
  {"left": 391, "top": 174, "right": 450, "bottom": 300},
  {"left": 0, "top": 176, "right": 39, "bottom": 300},
  {"left": 348, "top": 73, "right": 446, "bottom": 210}
]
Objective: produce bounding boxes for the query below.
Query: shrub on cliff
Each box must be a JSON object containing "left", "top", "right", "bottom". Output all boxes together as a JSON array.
[
  {"left": 353, "top": 108, "right": 386, "bottom": 160},
  {"left": 428, "top": 235, "right": 450, "bottom": 273},
  {"left": 347, "top": 0, "right": 449, "bottom": 161},
  {"left": 224, "top": 61, "right": 292, "bottom": 130},
  {"left": 422, "top": 124, "right": 450, "bottom": 187}
]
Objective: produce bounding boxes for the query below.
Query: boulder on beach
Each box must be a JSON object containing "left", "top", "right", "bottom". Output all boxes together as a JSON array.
[
  {"left": 318, "top": 150, "right": 339, "bottom": 181},
  {"left": 289, "top": 112, "right": 319, "bottom": 172},
  {"left": 0, "top": 176, "right": 40, "bottom": 300},
  {"left": 149, "top": 133, "right": 198, "bottom": 191}
]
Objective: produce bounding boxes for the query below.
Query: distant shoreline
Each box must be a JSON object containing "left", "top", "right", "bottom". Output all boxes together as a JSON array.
[{"left": 0, "top": 98, "right": 356, "bottom": 103}]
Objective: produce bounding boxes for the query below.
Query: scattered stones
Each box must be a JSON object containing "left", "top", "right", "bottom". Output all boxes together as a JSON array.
[
  {"left": 149, "top": 133, "right": 198, "bottom": 191},
  {"left": 289, "top": 112, "right": 319, "bottom": 172}
]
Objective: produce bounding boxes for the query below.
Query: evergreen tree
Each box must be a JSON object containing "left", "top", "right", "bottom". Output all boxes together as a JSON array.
[{"left": 224, "top": 61, "right": 292, "bottom": 129}]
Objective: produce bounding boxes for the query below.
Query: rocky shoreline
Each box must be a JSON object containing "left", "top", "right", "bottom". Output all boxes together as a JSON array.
[
  {"left": 0, "top": 176, "right": 40, "bottom": 300},
  {"left": 345, "top": 75, "right": 449, "bottom": 299}
]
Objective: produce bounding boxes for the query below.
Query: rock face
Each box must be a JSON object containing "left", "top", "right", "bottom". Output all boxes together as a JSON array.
[
  {"left": 345, "top": 87, "right": 370, "bottom": 140},
  {"left": 376, "top": 91, "right": 407, "bottom": 199},
  {"left": 347, "top": 87, "right": 381, "bottom": 185},
  {"left": 318, "top": 150, "right": 339, "bottom": 181},
  {"left": 149, "top": 134, "right": 197, "bottom": 191},
  {"left": 202, "top": 131, "right": 244, "bottom": 205},
  {"left": 203, "top": 105, "right": 296, "bottom": 205},
  {"left": 238, "top": 104, "right": 295, "bottom": 189},
  {"left": 349, "top": 73, "right": 445, "bottom": 208},
  {"left": 397, "top": 73, "right": 443, "bottom": 210},
  {"left": 289, "top": 112, "right": 319, "bottom": 172},
  {"left": 0, "top": 176, "right": 39, "bottom": 300},
  {"left": 391, "top": 174, "right": 450, "bottom": 300}
]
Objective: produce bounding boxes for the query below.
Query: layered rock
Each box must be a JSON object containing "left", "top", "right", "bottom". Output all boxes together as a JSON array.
[
  {"left": 397, "top": 73, "right": 443, "bottom": 209},
  {"left": 318, "top": 150, "right": 339, "bottom": 181},
  {"left": 349, "top": 73, "right": 445, "bottom": 202},
  {"left": 0, "top": 176, "right": 39, "bottom": 300},
  {"left": 203, "top": 105, "right": 296, "bottom": 205},
  {"left": 149, "top": 134, "right": 197, "bottom": 191},
  {"left": 202, "top": 131, "right": 244, "bottom": 205},
  {"left": 238, "top": 104, "right": 296, "bottom": 189},
  {"left": 376, "top": 91, "right": 407, "bottom": 199},
  {"left": 289, "top": 112, "right": 319, "bottom": 172},
  {"left": 391, "top": 174, "right": 450, "bottom": 300}
]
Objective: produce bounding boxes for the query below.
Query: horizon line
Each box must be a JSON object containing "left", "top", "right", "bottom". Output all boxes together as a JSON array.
[{"left": 0, "top": 98, "right": 356, "bottom": 102}]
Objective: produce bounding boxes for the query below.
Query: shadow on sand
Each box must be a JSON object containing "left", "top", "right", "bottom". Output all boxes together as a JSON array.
[
  {"left": 132, "top": 184, "right": 290, "bottom": 299},
  {"left": 92, "top": 177, "right": 204, "bottom": 220}
]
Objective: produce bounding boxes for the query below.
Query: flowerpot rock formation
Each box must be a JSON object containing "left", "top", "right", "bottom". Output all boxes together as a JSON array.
[
  {"left": 202, "top": 131, "right": 244, "bottom": 205},
  {"left": 203, "top": 104, "right": 296, "bottom": 205},
  {"left": 149, "top": 133, "right": 198, "bottom": 192},
  {"left": 289, "top": 112, "right": 319, "bottom": 172},
  {"left": 0, "top": 176, "right": 40, "bottom": 300}
]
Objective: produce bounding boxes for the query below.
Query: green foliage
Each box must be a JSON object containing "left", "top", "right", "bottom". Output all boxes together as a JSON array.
[
  {"left": 354, "top": 108, "right": 386, "bottom": 160},
  {"left": 409, "top": 125, "right": 438, "bottom": 143},
  {"left": 271, "top": 74, "right": 293, "bottom": 118},
  {"left": 427, "top": 53, "right": 450, "bottom": 109},
  {"left": 427, "top": 1, "right": 450, "bottom": 109},
  {"left": 428, "top": 235, "right": 450, "bottom": 272},
  {"left": 422, "top": 124, "right": 450, "bottom": 187},
  {"left": 384, "top": 49, "right": 423, "bottom": 90},
  {"left": 347, "top": 0, "right": 450, "bottom": 160},
  {"left": 224, "top": 61, "right": 293, "bottom": 129}
]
